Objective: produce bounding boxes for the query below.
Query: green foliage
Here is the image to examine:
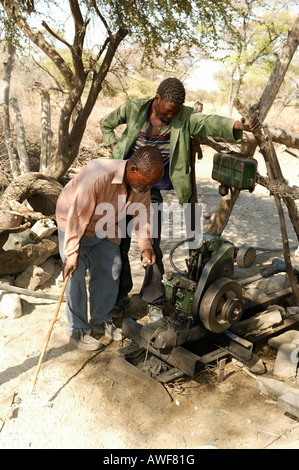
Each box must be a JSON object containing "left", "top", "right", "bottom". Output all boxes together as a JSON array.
[
  {"left": 0, "top": 0, "right": 297, "bottom": 108},
  {"left": 212, "top": 0, "right": 299, "bottom": 109},
  {"left": 95, "top": 0, "right": 236, "bottom": 61},
  {"left": 0, "top": 0, "right": 238, "bottom": 69},
  {"left": 124, "top": 75, "right": 158, "bottom": 99}
]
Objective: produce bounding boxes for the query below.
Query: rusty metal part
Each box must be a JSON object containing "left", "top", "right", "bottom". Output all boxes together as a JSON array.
[
  {"left": 191, "top": 242, "right": 235, "bottom": 321},
  {"left": 199, "top": 277, "right": 243, "bottom": 333},
  {"left": 121, "top": 318, "right": 266, "bottom": 378},
  {"left": 122, "top": 318, "right": 204, "bottom": 378},
  {"left": 236, "top": 244, "right": 256, "bottom": 268}
]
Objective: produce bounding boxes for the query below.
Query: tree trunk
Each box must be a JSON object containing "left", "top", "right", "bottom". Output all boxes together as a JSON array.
[
  {"left": 0, "top": 282, "right": 64, "bottom": 301},
  {"left": 208, "top": 15, "right": 299, "bottom": 235},
  {"left": 2, "top": 45, "right": 19, "bottom": 178},
  {"left": 228, "top": 75, "right": 242, "bottom": 117},
  {"left": 235, "top": 98, "right": 299, "bottom": 240},
  {"left": 206, "top": 190, "right": 240, "bottom": 236},
  {"left": 44, "top": 27, "right": 128, "bottom": 180},
  {"left": 40, "top": 90, "right": 53, "bottom": 172},
  {"left": 234, "top": 98, "right": 299, "bottom": 305},
  {"left": 244, "top": 15, "right": 299, "bottom": 158},
  {"left": 10, "top": 97, "right": 30, "bottom": 174},
  {"left": 0, "top": 172, "right": 63, "bottom": 215},
  {"left": 192, "top": 135, "right": 299, "bottom": 200},
  {"left": 258, "top": 15, "right": 299, "bottom": 123}
]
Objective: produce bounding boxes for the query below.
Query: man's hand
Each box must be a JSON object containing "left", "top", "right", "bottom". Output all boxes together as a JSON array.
[
  {"left": 234, "top": 114, "right": 261, "bottom": 133},
  {"left": 141, "top": 248, "right": 156, "bottom": 267},
  {"left": 63, "top": 258, "right": 77, "bottom": 279}
]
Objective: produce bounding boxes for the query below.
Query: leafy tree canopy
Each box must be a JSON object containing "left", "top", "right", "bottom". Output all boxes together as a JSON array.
[{"left": 0, "top": 0, "right": 239, "bottom": 72}]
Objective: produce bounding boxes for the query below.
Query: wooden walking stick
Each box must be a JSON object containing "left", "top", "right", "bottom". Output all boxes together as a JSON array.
[{"left": 31, "top": 274, "right": 69, "bottom": 392}]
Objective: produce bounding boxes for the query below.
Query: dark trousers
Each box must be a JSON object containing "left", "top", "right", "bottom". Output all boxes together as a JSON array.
[{"left": 117, "top": 189, "right": 166, "bottom": 305}]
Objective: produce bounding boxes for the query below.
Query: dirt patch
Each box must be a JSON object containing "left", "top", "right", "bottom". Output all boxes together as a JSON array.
[{"left": 0, "top": 146, "right": 299, "bottom": 450}]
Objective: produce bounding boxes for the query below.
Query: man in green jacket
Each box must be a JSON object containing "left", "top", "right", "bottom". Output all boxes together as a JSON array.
[{"left": 100, "top": 77, "right": 260, "bottom": 322}]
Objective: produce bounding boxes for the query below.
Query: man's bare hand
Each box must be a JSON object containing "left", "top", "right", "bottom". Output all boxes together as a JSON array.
[
  {"left": 63, "top": 259, "right": 77, "bottom": 279},
  {"left": 234, "top": 114, "right": 261, "bottom": 133},
  {"left": 141, "top": 249, "right": 156, "bottom": 267}
]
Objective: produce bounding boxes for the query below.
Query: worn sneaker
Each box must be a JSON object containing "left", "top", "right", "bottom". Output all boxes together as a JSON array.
[
  {"left": 69, "top": 331, "right": 103, "bottom": 351},
  {"left": 109, "top": 295, "right": 132, "bottom": 319},
  {"left": 103, "top": 321, "right": 123, "bottom": 341},
  {"left": 147, "top": 304, "right": 164, "bottom": 323}
]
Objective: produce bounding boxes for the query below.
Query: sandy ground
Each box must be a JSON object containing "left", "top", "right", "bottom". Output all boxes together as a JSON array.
[{"left": 0, "top": 145, "right": 299, "bottom": 451}]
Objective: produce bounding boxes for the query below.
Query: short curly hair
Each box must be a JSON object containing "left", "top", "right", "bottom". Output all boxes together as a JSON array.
[
  {"left": 128, "top": 146, "right": 164, "bottom": 176},
  {"left": 156, "top": 77, "right": 185, "bottom": 104}
]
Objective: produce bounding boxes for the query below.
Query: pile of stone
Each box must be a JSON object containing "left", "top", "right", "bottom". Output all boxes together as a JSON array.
[
  {"left": 0, "top": 210, "right": 59, "bottom": 319},
  {"left": 256, "top": 328, "right": 299, "bottom": 419}
]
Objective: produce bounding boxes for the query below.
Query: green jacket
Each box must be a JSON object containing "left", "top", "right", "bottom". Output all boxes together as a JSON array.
[{"left": 100, "top": 98, "right": 243, "bottom": 204}]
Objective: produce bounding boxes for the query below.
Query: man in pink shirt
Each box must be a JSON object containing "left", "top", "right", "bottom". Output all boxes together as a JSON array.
[{"left": 56, "top": 146, "right": 164, "bottom": 350}]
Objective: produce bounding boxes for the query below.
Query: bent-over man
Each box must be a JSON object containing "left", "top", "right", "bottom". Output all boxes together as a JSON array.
[{"left": 56, "top": 146, "right": 164, "bottom": 350}]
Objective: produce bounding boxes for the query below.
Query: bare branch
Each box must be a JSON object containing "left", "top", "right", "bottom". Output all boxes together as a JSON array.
[
  {"left": 93, "top": 37, "right": 110, "bottom": 65},
  {"left": 68, "top": 0, "right": 88, "bottom": 79},
  {"left": 1, "top": 0, "right": 75, "bottom": 86},
  {"left": 91, "top": 0, "right": 112, "bottom": 37},
  {"left": 41, "top": 20, "right": 72, "bottom": 50}
]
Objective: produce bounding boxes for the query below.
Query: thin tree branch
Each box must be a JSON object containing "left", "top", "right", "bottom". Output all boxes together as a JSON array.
[
  {"left": 1, "top": 0, "right": 75, "bottom": 86},
  {"left": 41, "top": 20, "right": 72, "bottom": 49},
  {"left": 91, "top": 0, "right": 112, "bottom": 37}
]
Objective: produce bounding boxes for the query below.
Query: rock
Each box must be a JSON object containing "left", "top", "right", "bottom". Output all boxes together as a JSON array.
[
  {"left": 14, "top": 259, "right": 54, "bottom": 290},
  {"left": 0, "top": 211, "right": 23, "bottom": 229},
  {"left": 31, "top": 219, "right": 57, "bottom": 240},
  {"left": 256, "top": 273, "right": 289, "bottom": 294},
  {"left": 0, "top": 276, "right": 14, "bottom": 285},
  {"left": 14, "top": 268, "right": 31, "bottom": 289},
  {"left": 273, "top": 343, "right": 299, "bottom": 378},
  {"left": 39, "top": 257, "right": 55, "bottom": 282},
  {"left": 244, "top": 287, "right": 265, "bottom": 302},
  {"left": 26, "top": 266, "right": 49, "bottom": 290},
  {"left": 2, "top": 229, "right": 38, "bottom": 251},
  {"left": 0, "top": 292, "right": 22, "bottom": 319},
  {"left": 268, "top": 330, "right": 299, "bottom": 350},
  {"left": 286, "top": 306, "right": 299, "bottom": 316},
  {"left": 256, "top": 377, "right": 299, "bottom": 400},
  {"left": 0, "top": 238, "right": 58, "bottom": 275},
  {"left": 231, "top": 308, "right": 283, "bottom": 336},
  {"left": 277, "top": 391, "right": 299, "bottom": 419},
  {"left": 55, "top": 271, "right": 64, "bottom": 288},
  {"left": 244, "top": 353, "right": 267, "bottom": 375}
]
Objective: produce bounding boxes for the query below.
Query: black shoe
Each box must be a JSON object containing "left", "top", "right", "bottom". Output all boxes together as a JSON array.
[
  {"left": 89, "top": 322, "right": 105, "bottom": 335},
  {"left": 109, "top": 295, "right": 132, "bottom": 318}
]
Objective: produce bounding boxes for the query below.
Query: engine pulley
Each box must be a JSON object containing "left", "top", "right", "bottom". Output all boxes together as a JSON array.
[
  {"left": 236, "top": 244, "right": 256, "bottom": 268},
  {"left": 198, "top": 277, "right": 243, "bottom": 333}
]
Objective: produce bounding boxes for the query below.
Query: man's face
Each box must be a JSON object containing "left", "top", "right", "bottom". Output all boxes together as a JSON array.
[
  {"left": 153, "top": 95, "right": 182, "bottom": 122},
  {"left": 127, "top": 166, "right": 162, "bottom": 193}
]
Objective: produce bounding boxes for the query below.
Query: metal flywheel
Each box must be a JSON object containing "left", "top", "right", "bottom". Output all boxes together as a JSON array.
[{"left": 198, "top": 277, "right": 243, "bottom": 333}]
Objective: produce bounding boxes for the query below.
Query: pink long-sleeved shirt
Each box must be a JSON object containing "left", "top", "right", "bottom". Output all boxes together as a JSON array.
[{"left": 56, "top": 158, "right": 153, "bottom": 266}]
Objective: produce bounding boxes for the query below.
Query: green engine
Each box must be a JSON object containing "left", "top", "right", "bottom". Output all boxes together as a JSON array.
[
  {"left": 139, "top": 151, "right": 257, "bottom": 350},
  {"left": 163, "top": 235, "right": 252, "bottom": 333}
]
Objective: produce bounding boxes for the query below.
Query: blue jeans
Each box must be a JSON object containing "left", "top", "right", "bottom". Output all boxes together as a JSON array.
[
  {"left": 117, "top": 189, "right": 165, "bottom": 305},
  {"left": 58, "top": 229, "right": 122, "bottom": 334}
]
